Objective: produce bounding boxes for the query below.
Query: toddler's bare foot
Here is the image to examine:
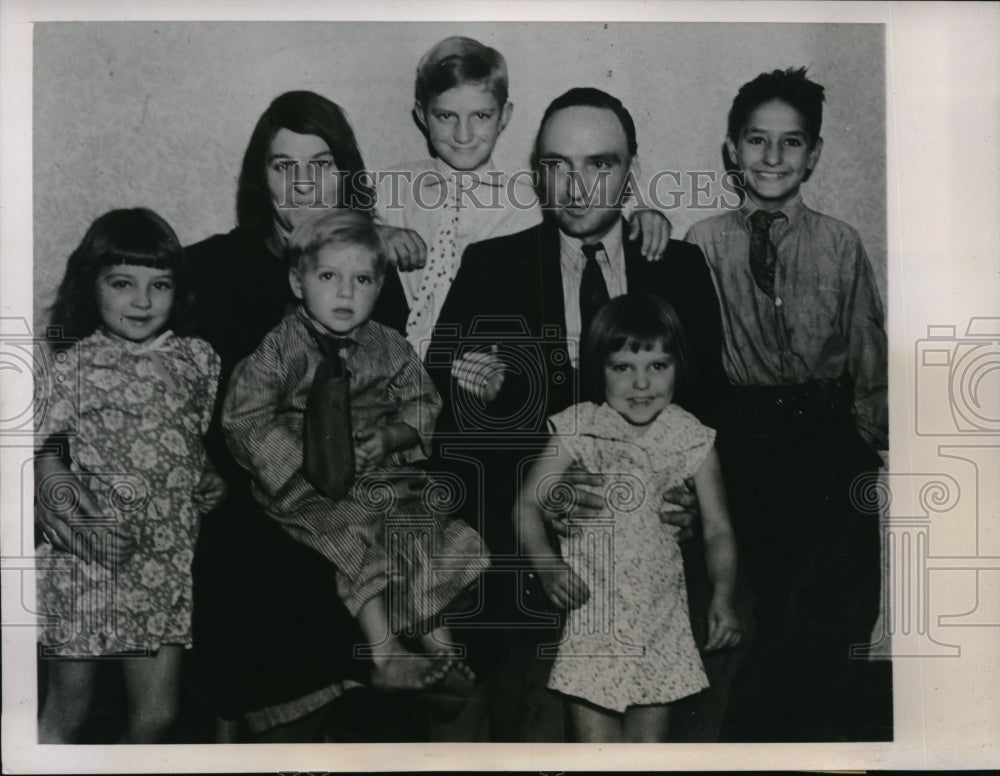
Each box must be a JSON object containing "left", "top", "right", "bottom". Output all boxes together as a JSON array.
[
  {"left": 423, "top": 658, "right": 477, "bottom": 718},
  {"left": 444, "top": 660, "right": 476, "bottom": 690},
  {"left": 371, "top": 649, "right": 453, "bottom": 692}
]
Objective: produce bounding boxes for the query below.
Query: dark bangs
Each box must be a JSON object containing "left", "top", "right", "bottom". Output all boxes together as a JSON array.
[
  {"left": 49, "top": 208, "right": 197, "bottom": 339},
  {"left": 582, "top": 293, "right": 692, "bottom": 402}
]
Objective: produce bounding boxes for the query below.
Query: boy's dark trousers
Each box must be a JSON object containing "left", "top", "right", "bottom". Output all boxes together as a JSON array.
[{"left": 718, "top": 377, "right": 886, "bottom": 742}]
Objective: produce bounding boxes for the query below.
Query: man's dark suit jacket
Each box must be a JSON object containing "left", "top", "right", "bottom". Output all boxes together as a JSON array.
[
  {"left": 400, "top": 218, "right": 729, "bottom": 557},
  {"left": 427, "top": 219, "right": 727, "bottom": 432}
]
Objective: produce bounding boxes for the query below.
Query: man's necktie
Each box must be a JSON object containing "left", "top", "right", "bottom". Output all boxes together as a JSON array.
[
  {"left": 303, "top": 333, "right": 355, "bottom": 501},
  {"left": 580, "top": 242, "right": 611, "bottom": 344},
  {"left": 748, "top": 210, "right": 781, "bottom": 298}
]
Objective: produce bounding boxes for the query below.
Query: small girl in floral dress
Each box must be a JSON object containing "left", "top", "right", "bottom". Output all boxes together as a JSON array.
[
  {"left": 515, "top": 293, "right": 742, "bottom": 743},
  {"left": 35, "top": 209, "right": 223, "bottom": 743}
]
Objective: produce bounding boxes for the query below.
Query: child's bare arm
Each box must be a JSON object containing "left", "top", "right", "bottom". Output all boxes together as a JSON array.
[
  {"left": 693, "top": 446, "right": 742, "bottom": 651},
  {"left": 515, "top": 439, "right": 590, "bottom": 610}
]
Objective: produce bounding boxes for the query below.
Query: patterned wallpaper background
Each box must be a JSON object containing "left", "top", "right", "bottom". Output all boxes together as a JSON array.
[{"left": 33, "top": 22, "right": 885, "bottom": 328}]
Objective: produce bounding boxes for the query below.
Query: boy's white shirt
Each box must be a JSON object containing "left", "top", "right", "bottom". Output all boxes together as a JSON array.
[{"left": 376, "top": 156, "right": 542, "bottom": 309}]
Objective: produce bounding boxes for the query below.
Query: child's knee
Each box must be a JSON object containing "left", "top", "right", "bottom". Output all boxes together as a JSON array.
[
  {"left": 128, "top": 699, "right": 178, "bottom": 741},
  {"left": 39, "top": 692, "right": 93, "bottom": 741}
]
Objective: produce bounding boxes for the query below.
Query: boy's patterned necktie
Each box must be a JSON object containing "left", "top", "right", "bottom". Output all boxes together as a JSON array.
[
  {"left": 748, "top": 209, "right": 781, "bottom": 298},
  {"left": 303, "top": 332, "right": 355, "bottom": 501},
  {"left": 406, "top": 179, "right": 461, "bottom": 357},
  {"left": 580, "top": 242, "right": 611, "bottom": 342}
]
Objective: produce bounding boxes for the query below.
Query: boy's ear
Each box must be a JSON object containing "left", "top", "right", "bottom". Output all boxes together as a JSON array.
[
  {"left": 498, "top": 101, "right": 513, "bottom": 134},
  {"left": 725, "top": 136, "right": 739, "bottom": 168},
  {"left": 288, "top": 266, "right": 304, "bottom": 300},
  {"left": 807, "top": 136, "right": 824, "bottom": 171}
]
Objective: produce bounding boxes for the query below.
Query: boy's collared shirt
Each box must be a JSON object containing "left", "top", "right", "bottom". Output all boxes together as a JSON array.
[
  {"left": 687, "top": 194, "right": 887, "bottom": 449},
  {"left": 377, "top": 156, "right": 542, "bottom": 308},
  {"left": 558, "top": 220, "right": 628, "bottom": 368}
]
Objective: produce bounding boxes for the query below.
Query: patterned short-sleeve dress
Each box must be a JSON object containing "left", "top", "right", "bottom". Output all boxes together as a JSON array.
[
  {"left": 35, "top": 329, "right": 220, "bottom": 656},
  {"left": 545, "top": 401, "right": 714, "bottom": 713}
]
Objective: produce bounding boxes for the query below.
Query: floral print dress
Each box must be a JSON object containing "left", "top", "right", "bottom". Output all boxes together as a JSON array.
[
  {"left": 35, "top": 329, "right": 220, "bottom": 656},
  {"left": 545, "top": 402, "right": 714, "bottom": 713}
]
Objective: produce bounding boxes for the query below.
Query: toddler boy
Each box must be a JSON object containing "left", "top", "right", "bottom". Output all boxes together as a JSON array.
[{"left": 223, "top": 209, "right": 488, "bottom": 694}]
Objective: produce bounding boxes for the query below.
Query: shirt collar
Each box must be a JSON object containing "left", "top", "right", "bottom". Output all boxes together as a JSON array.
[
  {"left": 425, "top": 157, "right": 505, "bottom": 189},
  {"left": 295, "top": 305, "right": 372, "bottom": 349},
  {"left": 559, "top": 219, "right": 625, "bottom": 267},
  {"left": 97, "top": 326, "right": 175, "bottom": 354},
  {"left": 738, "top": 192, "right": 805, "bottom": 230}
]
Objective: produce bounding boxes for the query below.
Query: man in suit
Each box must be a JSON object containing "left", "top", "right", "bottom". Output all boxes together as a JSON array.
[{"left": 423, "top": 88, "right": 736, "bottom": 742}]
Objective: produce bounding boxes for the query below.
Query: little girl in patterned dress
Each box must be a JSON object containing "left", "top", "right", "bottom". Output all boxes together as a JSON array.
[
  {"left": 35, "top": 209, "right": 223, "bottom": 742},
  {"left": 515, "top": 293, "right": 742, "bottom": 743}
]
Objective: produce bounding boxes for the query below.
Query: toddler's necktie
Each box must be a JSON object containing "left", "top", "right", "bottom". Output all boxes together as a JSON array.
[
  {"left": 303, "top": 333, "right": 355, "bottom": 501},
  {"left": 748, "top": 209, "right": 781, "bottom": 298},
  {"left": 406, "top": 176, "right": 461, "bottom": 357},
  {"left": 580, "top": 242, "right": 611, "bottom": 343}
]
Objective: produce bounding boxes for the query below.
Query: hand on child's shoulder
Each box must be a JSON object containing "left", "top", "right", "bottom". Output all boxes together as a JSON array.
[
  {"left": 628, "top": 208, "right": 672, "bottom": 261},
  {"left": 377, "top": 225, "right": 427, "bottom": 271}
]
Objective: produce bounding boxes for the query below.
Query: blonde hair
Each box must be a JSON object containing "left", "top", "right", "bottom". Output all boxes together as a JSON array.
[
  {"left": 286, "top": 209, "right": 386, "bottom": 277},
  {"left": 414, "top": 36, "right": 509, "bottom": 107}
]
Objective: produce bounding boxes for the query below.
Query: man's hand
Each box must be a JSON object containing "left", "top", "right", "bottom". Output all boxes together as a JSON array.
[
  {"left": 35, "top": 456, "right": 137, "bottom": 567},
  {"left": 543, "top": 467, "right": 700, "bottom": 542},
  {"left": 452, "top": 347, "right": 506, "bottom": 403},
  {"left": 658, "top": 479, "right": 700, "bottom": 541},
  {"left": 377, "top": 225, "right": 427, "bottom": 271},
  {"left": 627, "top": 208, "right": 672, "bottom": 261},
  {"left": 541, "top": 465, "right": 606, "bottom": 538}
]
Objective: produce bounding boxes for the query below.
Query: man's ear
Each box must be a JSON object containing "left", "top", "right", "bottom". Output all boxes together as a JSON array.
[
  {"left": 288, "top": 266, "right": 304, "bottom": 300},
  {"left": 498, "top": 101, "right": 513, "bottom": 134},
  {"left": 622, "top": 155, "right": 640, "bottom": 204}
]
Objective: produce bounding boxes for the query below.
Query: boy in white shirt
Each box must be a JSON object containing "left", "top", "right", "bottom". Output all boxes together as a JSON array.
[{"left": 379, "top": 36, "right": 670, "bottom": 358}]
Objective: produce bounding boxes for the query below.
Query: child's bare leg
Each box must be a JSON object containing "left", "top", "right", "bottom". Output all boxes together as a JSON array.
[
  {"left": 38, "top": 658, "right": 98, "bottom": 743},
  {"left": 623, "top": 703, "right": 671, "bottom": 742},
  {"left": 357, "top": 596, "right": 449, "bottom": 691},
  {"left": 567, "top": 698, "right": 623, "bottom": 743},
  {"left": 119, "top": 645, "right": 183, "bottom": 743},
  {"left": 419, "top": 623, "right": 455, "bottom": 655}
]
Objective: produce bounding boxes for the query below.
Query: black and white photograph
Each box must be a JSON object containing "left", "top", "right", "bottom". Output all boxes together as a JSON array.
[{"left": 1, "top": 1, "right": 998, "bottom": 772}]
